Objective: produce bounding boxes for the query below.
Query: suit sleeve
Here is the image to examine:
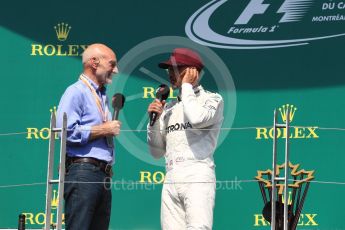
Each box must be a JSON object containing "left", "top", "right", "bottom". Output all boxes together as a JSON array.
[
  {"left": 147, "top": 112, "right": 166, "bottom": 159},
  {"left": 181, "top": 83, "right": 224, "bottom": 128}
]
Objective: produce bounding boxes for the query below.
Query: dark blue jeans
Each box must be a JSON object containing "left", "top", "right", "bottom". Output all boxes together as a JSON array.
[{"left": 64, "top": 162, "right": 112, "bottom": 230}]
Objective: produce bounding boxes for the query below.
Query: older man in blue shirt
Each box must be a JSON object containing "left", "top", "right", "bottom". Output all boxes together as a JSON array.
[{"left": 57, "top": 43, "right": 121, "bottom": 230}]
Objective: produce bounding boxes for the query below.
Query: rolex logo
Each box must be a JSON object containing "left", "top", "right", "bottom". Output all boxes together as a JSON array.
[
  {"left": 54, "top": 23, "right": 71, "bottom": 41},
  {"left": 21, "top": 189, "right": 65, "bottom": 226},
  {"left": 26, "top": 106, "right": 59, "bottom": 140},
  {"left": 279, "top": 104, "right": 297, "bottom": 123},
  {"left": 31, "top": 22, "right": 87, "bottom": 56},
  {"left": 256, "top": 104, "right": 319, "bottom": 140},
  {"left": 51, "top": 190, "right": 59, "bottom": 209}
]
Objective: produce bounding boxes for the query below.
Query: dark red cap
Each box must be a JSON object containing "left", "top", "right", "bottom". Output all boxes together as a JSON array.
[{"left": 158, "top": 48, "right": 204, "bottom": 70}]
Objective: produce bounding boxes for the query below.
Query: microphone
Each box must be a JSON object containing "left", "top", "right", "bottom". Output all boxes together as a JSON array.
[
  {"left": 149, "top": 84, "right": 170, "bottom": 126},
  {"left": 107, "top": 93, "right": 125, "bottom": 148},
  {"left": 112, "top": 93, "right": 126, "bottom": 120}
]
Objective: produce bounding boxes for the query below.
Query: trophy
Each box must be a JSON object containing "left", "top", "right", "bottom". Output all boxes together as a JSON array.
[{"left": 256, "top": 162, "right": 314, "bottom": 230}]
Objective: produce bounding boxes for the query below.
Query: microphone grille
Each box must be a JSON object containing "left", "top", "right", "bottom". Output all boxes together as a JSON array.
[
  {"left": 112, "top": 93, "right": 125, "bottom": 109},
  {"left": 156, "top": 84, "right": 170, "bottom": 100}
]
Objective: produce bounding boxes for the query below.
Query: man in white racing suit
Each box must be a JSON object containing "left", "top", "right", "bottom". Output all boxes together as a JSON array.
[{"left": 147, "top": 48, "right": 224, "bottom": 230}]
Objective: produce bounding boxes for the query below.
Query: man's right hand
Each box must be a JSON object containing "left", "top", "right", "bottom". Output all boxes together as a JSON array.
[
  {"left": 90, "top": 120, "right": 122, "bottom": 140},
  {"left": 102, "top": 120, "right": 121, "bottom": 136},
  {"left": 148, "top": 99, "right": 165, "bottom": 120}
]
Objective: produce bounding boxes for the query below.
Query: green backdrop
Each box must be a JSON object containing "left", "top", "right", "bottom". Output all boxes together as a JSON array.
[{"left": 1, "top": 0, "right": 345, "bottom": 229}]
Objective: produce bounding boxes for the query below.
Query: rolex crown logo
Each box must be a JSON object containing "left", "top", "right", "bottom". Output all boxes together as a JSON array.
[
  {"left": 50, "top": 106, "right": 57, "bottom": 117},
  {"left": 54, "top": 23, "right": 71, "bottom": 41},
  {"left": 51, "top": 190, "right": 59, "bottom": 209},
  {"left": 282, "top": 191, "right": 293, "bottom": 205},
  {"left": 278, "top": 104, "right": 297, "bottom": 123}
]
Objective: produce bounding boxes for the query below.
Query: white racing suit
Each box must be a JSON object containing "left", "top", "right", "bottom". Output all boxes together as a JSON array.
[{"left": 147, "top": 83, "right": 224, "bottom": 230}]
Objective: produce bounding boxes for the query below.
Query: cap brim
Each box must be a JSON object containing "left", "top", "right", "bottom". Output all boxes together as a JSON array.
[
  {"left": 158, "top": 61, "right": 171, "bottom": 69},
  {"left": 158, "top": 60, "right": 187, "bottom": 69}
]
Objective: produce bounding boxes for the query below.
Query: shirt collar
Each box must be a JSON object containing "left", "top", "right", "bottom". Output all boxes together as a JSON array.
[{"left": 81, "top": 74, "right": 106, "bottom": 93}]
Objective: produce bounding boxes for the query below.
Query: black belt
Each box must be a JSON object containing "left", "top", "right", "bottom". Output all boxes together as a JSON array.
[{"left": 66, "top": 157, "right": 113, "bottom": 176}]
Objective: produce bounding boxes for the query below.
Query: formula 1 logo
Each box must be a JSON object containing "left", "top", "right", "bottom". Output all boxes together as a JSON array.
[
  {"left": 185, "top": 0, "right": 345, "bottom": 49},
  {"left": 235, "top": 0, "right": 313, "bottom": 24}
]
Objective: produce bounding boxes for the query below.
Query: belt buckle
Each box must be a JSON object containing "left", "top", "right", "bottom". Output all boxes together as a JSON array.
[{"left": 105, "top": 164, "right": 113, "bottom": 177}]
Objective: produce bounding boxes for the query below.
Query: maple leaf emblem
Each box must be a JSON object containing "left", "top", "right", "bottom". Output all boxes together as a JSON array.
[{"left": 255, "top": 162, "right": 314, "bottom": 194}]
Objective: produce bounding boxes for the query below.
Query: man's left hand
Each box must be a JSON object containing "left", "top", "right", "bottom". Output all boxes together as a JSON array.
[{"left": 181, "top": 67, "right": 199, "bottom": 86}]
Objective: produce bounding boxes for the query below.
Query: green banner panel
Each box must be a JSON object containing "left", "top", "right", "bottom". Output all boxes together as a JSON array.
[{"left": 1, "top": 0, "right": 344, "bottom": 229}]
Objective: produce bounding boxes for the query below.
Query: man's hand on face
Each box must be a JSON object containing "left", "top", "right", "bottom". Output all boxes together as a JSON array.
[{"left": 181, "top": 67, "right": 199, "bottom": 86}]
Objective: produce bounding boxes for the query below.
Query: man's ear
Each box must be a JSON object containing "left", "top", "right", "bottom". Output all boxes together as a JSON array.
[{"left": 91, "top": 57, "right": 100, "bottom": 69}]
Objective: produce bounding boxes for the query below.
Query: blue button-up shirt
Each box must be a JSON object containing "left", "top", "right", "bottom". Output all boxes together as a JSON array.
[{"left": 57, "top": 75, "right": 114, "bottom": 163}]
